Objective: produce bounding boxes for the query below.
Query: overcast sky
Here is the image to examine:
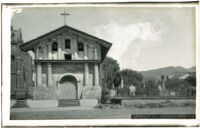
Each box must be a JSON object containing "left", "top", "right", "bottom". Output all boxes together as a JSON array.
[{"left": 11, "top": 7, "right": 196, "bottom": 71}]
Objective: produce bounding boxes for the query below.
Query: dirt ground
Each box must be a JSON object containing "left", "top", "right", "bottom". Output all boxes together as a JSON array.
[{"left": 10, "top": 107, "right": 195, "bottom": 120}]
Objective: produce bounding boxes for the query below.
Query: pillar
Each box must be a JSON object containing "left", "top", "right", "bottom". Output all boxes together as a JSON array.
[
  {"left": 73, "top": 39, "right": 78, "bottom": 60},
  {"left": 57, "top": 38, "right": 62, "bottom": 60},
  {"left": 83, "top": 42, "right": 89, "bottom": 86},
  {"left": 94, "top": 44, "right": 98, "bottom": 60},
  {"left": 94, "top": 63, "right": 99, "bottom": 86},
  {"left": 47, "top": 63, "right": 52, "bottom": 87},
  {"left": 70, "top": 39, "right": 74, "bottom": 60},
  {"left": 84, "top": 43, "right": 88, "bottom": 60},
  {"left": 84, "top": 63, "right": 89, "bottom": 86},
  {"left": 47, "top": 43, "right": 52, "bottom": 60},
  {"left": 36, "top": 63, "right": 42, "bottom": 87},
  {"left": 34, "top": 47, "right": 39, "bottom": 60},
  {"left": 42, "top": 45, "right": 47, "bottom": 60},
  {"left": 94, "top": 44, "right": 99, "bottom": 86}
]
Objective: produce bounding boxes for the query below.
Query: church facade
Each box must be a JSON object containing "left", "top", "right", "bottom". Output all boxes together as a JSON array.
[{"left": 20, "top": 25, "right": 112, "bottom": 100}]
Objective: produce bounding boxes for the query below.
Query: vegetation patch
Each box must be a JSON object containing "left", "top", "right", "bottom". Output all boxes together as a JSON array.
[
  {"left": 94, "top": 104, "right": 124, "bottom": 109},
  {"left": 124, "top": 100, "right": 195, "bottom": 109}
]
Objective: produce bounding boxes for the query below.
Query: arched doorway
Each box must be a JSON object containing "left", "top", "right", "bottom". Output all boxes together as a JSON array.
[{"left": 58, "top": 75, "right": 78, "bottom": 99}]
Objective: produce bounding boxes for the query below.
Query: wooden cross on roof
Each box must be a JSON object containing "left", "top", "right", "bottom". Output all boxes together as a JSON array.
[{"left": 61, "top": 10, "right": 70, "bottom": 26}]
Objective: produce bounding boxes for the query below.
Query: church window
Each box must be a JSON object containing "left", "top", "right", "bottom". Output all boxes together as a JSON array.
[
  {"left": 64, "top": 54, "right": 72, "bottom": 60},
  {"left": 78, "top": 42, "right": 84, "bottom": 51},
  {"left": 52, "top": 42, "right": 58, "bottom": 51},
  {"left": 65, "top": 39, "right": 71, "bottom": 49}
]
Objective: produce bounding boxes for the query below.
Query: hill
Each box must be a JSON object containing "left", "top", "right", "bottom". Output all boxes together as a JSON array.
[{"left": 140, "top": 66, "right": 196, "bottom": 81}]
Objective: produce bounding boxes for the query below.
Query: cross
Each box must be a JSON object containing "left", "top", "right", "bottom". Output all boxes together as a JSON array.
[{"left": 61, "top": 10, "right": 70, "bottom": 26}]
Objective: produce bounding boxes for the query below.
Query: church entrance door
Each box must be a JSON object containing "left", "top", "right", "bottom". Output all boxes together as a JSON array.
[{"left": 58, "top": 75, "right": 77, "bottom": 99}]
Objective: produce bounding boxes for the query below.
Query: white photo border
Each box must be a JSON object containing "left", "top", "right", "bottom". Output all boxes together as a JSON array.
[{"left": 1, "top": 2, "right": 200, "bottom": 127}]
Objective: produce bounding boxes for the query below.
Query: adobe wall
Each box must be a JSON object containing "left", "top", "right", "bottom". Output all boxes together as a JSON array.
[{"left": 32, "top": 63, "right": 100, "bottom": 99}]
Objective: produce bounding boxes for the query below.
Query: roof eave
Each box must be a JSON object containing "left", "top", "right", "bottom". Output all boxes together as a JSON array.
[{"left": 20, "top": 25, "right": 112, "bottom": 51}]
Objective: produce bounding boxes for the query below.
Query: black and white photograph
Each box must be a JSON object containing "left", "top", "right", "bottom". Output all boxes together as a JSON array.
[{"left": 1, "top": 2, "right": 200, "bottom": 126}]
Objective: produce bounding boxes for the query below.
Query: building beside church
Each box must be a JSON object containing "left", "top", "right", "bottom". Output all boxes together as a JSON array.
[
  {"left": 11, "top": 26, "right": 33, "bottom": 99},
  {"left": 20, "top": 25, "right": 112, "bottom": 101}
]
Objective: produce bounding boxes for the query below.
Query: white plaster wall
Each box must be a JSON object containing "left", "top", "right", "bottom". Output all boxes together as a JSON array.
[
  {"left": 77, "top": 51, "right": 84, "bottom": 60},
  {"left": 88, "top": 46, "right": 94, "bottom": 60},
  {"left": 52, "top": 52, "right": 57, "bottom": 60}
]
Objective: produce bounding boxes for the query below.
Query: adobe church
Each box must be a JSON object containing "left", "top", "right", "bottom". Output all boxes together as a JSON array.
[{"left": 20, "top": 24, "right": 112, "bottom": 101}]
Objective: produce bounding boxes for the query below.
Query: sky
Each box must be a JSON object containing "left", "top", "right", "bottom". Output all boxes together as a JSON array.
[{"left": 11, "top": 7, "right": 196, "bottom": 71}]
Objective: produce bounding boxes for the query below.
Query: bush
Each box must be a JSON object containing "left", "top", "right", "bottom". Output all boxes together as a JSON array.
[{"left": 124, "top": 100, "right": 194, "bottom": 108}]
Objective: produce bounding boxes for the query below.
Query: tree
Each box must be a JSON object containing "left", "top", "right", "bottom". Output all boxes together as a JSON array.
[
  {"left": 102, "top": 57, "right": 120, "bottom": 89},
  {"left": 113, "top": 69, "right": 143, "bottom": 96},
  {"left": 161, "top": 75, "right": 165, "bottom": 81},
  {"left": 113, "top": 71, "right": 122, "bottom": 88},
  {"left": 185, "top": 74, "right": 196, "bottom": 86},
  {"left": 165, "top": 78, "right": 182, "bottom": 91},
  {"left": 166, "top": 75, "right": 169, "bottom": 80},
  {"left": 165, "top": 75, "right": 196, "bottom": 97},
  {"left": 145, "top": 80, "right": 159, "bottom": 96},
  {"left": 119, "top": 69, "right": 143, "bottom": 88},
  {"left": 183, "top": 74, "right": 196, "bottom": 97}
]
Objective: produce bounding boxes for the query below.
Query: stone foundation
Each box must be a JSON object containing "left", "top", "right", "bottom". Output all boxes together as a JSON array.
[
  {"left": 32, "top": 87, "right": 57, "bottom": 100},
  {"left": 81, "top": 86, "right": 101, "bottom": 99},
  {"left": 32, "top": 85, "right": 102, "bottom": 100},
  {"left": 27, "top": 100, "right": 58, "bottom": 108},
  {"left": 80, "top": 99, "right": 98, "bottom": 106}
]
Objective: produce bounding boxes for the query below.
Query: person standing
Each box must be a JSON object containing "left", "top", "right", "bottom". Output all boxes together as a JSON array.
[{"left": 129, "top": 84, "right": 136, "bottom": 97}]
